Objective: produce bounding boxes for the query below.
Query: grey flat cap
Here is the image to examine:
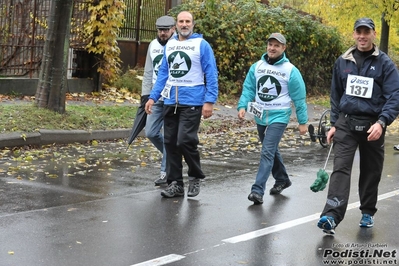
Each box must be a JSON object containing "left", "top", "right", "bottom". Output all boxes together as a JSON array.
[{"left": 156, "top": 15, "right": 175, "bottom": 28}]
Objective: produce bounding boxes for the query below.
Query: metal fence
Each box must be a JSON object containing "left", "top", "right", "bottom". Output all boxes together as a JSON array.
[
  {"left": 121, "top": 0, "right": 172, "bottom": 41},
  {"left": 0, "top": 0, "right": 172, "bottom": 78},
  {"left": 0, "top": 0, "right": 50, "bottom": 77}
]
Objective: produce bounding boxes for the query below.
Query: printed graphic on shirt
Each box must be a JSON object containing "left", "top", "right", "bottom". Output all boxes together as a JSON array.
[
  {"left": 257, "top": 76, "right": 281, "bottom": 101},
  {"left": 168, "top": 52, "right": 191, "bottom": 78},
  {"left": 152, "top": 54, "right": 164, "bottom": 76}
]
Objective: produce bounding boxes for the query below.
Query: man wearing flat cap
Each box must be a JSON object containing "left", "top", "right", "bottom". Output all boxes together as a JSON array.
[
  {"left": 317, "top": 18, "right": 399, "bottom": 235},
  {"left": 237, "top": 32, "right": 308, "bottom": 205},
  {"left": 141, "top": 15, "right": 176, "bottom": 186}
]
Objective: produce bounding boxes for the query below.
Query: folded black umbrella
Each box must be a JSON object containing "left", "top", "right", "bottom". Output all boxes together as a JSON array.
[{"left": 127, "top": 95, "right": 149, "bottom": 147}]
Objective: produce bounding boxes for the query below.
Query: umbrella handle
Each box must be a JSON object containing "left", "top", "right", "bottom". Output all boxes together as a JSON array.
[{"left": 323, "top": 143, "right": 333, "bottom": 170}]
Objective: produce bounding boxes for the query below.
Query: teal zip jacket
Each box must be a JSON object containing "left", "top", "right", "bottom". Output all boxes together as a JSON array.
[{"left": 237, "top": 52, "right": 308, "bottom": 126}]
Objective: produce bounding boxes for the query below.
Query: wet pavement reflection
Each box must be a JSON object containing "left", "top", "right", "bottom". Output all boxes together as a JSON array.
[{"left": 1, "top": 129, "right": 399, "bottom": 266}]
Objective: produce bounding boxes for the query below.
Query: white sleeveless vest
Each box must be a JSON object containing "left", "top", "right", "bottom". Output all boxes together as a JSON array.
[
  {"left": 149, "top": 41, "right": 165, "bottom": 84},
  {"left": 254, "top": 60, "right": 293, "bottom": 110},
  {"left": 164, "top": 38, "right": 204, "bottom": 87}
]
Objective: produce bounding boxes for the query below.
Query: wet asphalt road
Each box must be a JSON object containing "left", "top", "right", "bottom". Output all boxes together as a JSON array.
[{"left": 1, "top": 134, "right": 399, "bottom": 266}]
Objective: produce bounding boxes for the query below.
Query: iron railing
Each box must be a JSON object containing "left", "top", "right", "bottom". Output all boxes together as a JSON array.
[{"left": 0, "top": 0, "right": 172, "bottom": 78}]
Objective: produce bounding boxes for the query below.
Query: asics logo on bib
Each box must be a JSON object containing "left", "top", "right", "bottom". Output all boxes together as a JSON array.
[{"left": 350, "top": 76, "right": 369, "bottom": 85}]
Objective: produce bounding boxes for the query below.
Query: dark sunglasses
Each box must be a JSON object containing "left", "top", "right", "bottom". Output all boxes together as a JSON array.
[{"left": 157, "top": 28, "right": 171, "bottom": 33}]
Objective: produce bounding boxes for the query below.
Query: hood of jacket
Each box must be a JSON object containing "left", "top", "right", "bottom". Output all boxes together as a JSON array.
[{"left": 173, "top": 32, "right": 203, "bottom": 41}]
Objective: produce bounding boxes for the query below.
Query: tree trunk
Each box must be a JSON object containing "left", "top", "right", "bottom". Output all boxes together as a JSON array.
[
  {"left": 379, "top": 12, "right": 390, "bottom": 54},
  {"left": 35, "top": 0, "right": 74, "bottom": 114}
]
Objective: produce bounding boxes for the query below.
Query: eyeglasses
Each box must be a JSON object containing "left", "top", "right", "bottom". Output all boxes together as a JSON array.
[{"left": 157, "top": 28, "right": 171, "bottom": 33}]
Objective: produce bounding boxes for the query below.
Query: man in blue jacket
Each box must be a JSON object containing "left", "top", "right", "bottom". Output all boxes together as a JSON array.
[
  {"left": 237, "top": 32, "right": 308, "bottom": 205},
  {"left": 145, "top": 11, "right": 218, "bottom": 198},
  {"left": 317, "top": 18, "right": 399, "bottom": 234}
]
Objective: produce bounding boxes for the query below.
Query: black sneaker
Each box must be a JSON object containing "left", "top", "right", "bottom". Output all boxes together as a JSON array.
[
  {"left": 248, "top": 192, "right": 263, "bottom": 205},
  {"left": 161, "top": 181, "right": 184, "bottom": 198},
  {"left": 270, "top": 180, "right": 292, "bottom": 195},
  {"left": 187, "top": 178, "right": 201, "bottom": 197},
  {"left": 154, "top": 172, "right": 167, "bottom": 186}
]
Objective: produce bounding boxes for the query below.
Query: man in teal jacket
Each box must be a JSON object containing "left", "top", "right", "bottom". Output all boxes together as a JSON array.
[{"left": 237, "top": 32, "right": 308, "bottom": 205}]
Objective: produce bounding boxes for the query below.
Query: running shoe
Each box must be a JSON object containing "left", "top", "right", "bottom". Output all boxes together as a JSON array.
[
  {"left": 359, "top": 214, "right": 374, "bottom": 228},
  {"left": 248, "top": 192, "right": 264, "bottom": 205},
  {"left": 270, "top": 180, "right": 292, "bottom": 195},
  {"left": 318, "top": 216, "right": 336, "bottom": 235},
  {"left": 187, "top": 178, "right": 201, "bottom": 197},
  {"left": 161, "top": 181, "right": 184, "bottom": 198},
  {"left": 154, "top": 171, "right": 167, "bottom": 186}
]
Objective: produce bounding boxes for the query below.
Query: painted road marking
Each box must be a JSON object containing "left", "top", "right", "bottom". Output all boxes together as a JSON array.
[
  {"left": 223, "top": 212, "right": 321, "bottom": 244},
  {"left": 131, "top": 254, "right": 185, "bottom": 266},
  {"left": 223, "top": 190, "right": 399, "bottom": 244},
  {"left": 132, "top": 190, "right": 399, "bottom": 265}
]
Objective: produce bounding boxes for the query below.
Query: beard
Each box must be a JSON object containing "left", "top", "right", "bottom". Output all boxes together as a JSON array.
[
  {"left": 179, "top": 29, "right": 192, "bottom": 38},
  {"left": 157, "top": 36, "right": 168, "bottom": 46}
]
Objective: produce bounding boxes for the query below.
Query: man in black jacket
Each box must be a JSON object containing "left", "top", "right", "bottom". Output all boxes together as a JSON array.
[{"left": 317, "top": 18, "right": 399, "bottom": 235}]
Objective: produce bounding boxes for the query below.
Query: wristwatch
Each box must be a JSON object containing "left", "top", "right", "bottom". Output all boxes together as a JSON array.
[{"left": 376, "top": 120, "right": 386, "bottom": 129}]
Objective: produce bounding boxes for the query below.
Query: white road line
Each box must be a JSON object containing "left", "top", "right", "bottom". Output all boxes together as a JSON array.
[
  {"left": 222, "top": 213, "right": 321, "bottom": 244},
  {"left": 223, "top": 189, "right": 399, "bottom": 244},
  {"left": 131, "top": 254, "right": 185, "bottom": 266},
  {"left": 132, "top": 190, "right": 399, "bottom": 264}
]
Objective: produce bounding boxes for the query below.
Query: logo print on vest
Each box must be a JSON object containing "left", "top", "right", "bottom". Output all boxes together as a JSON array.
[
  {"left": 153, "top": 54, "right": 163, "bottom": 76},
  {"left": 168, "top": 51, "right": 191, "bottom": 78},
  {"left": 257, "top": 75, "right": 281, "bottom": 101}
]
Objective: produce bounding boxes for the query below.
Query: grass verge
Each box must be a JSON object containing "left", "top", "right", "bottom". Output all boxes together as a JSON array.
[
  {"left": 1, "top": 104, "right": 137, "bottom": 133},
  {"left": 0, "top": 102, "right": 255, "bottom": 135}
]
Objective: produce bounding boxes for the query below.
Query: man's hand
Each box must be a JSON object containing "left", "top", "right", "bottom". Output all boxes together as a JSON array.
[
  {"left": 367, "top": 122, "right": 383, "bottom": 141},
  {"left": 327, "top": 126, "right": 336, "bottom": 144},
  {"left": 238, "top": 109, "right": 246, "bottom": 120},
  {"left": 298, "top": 124, "right": 307, "bottom": 135},
  {"left": 202, "top": 103, "right": 213, "bottom": 119},
  {"left": 145, "top": 99, "right": 155, "bottom": 114}
]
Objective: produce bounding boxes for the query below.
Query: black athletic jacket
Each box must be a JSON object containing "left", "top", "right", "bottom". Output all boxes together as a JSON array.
[{"left": 330, "top": 45, "right": 399, "bottom": 126}]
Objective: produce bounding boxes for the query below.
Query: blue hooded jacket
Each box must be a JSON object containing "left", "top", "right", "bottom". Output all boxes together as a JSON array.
[{"left": 149, "top": 33, "right": 218, "bottom": 106}]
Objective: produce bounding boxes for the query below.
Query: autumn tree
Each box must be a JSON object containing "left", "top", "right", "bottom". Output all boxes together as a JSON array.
[
  {"left": 273, "top": 0, "right": 399, "bottom": 55},
  {"left": 35, "top": 0, "right": 125, "bottom": 114},
  {"left": 35, "top": 0, "right": 74, "bottom": 113},
  {"left": 84, "top": 0, "right": 125, "bottom": 85},
  {"left": 173, "top": 0, "right": 343, "bottom": 94}
]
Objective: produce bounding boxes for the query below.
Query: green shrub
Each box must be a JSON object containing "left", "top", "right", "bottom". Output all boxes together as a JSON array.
[
  {"left": 111, "top": 68, "right": 142, "bottom": 94},
  {"left": 170, "top": 0, "right": 344, "bottom": 95}
]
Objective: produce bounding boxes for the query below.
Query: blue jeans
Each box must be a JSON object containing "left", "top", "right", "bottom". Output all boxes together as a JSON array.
[
  {"left": 145, "top": 101, "right": 166, "bottom": 173},
  {"left": 251, "top": 123, "right": 289, "bottom": 196}
]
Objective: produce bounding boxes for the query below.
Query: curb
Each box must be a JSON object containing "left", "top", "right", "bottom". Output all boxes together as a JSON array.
[
  {"left": 0, "top": 122, "right": 312, "bottom": 149},
  {"left": 0, "top": 129, "right": 143, "bottom": 149},
  {"left": 0, "top": 103, "right": 325, "bottom": 149}
]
